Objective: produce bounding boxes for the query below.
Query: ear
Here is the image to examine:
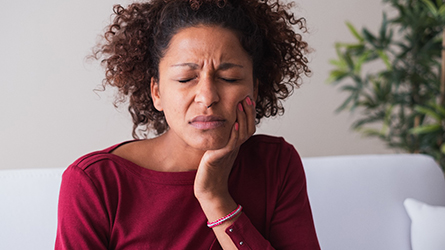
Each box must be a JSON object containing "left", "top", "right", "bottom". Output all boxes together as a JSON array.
[{"left": 151, "top": 77, "right": 163, "bottom": 111}]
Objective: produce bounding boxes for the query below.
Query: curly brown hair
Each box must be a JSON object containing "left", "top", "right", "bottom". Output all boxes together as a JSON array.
[{"left": 94, "top": 0, "right": 311, "bottom": 138}]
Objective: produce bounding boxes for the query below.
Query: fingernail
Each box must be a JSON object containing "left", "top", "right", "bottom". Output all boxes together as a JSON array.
[
  {"left": 246, "top": 96, "right": 252, "bottom": 106},
  {"left": 238, "top": 103, "right": 243, "bottom": 111},
  {"left": 235, "top": 122, "right": 239, "bottom": 131}
]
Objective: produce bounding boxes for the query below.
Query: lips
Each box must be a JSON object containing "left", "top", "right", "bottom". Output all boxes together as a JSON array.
[{"left": 189, "top": 115, "right": 226, "bottom": 130}]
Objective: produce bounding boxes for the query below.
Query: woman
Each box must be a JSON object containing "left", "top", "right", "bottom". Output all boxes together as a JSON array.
[{"left": 55, "top": 0, "right": 320, "bottom": 249}]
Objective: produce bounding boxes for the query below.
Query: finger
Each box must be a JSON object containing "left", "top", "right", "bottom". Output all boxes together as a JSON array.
[
  {"left": 224, "top": 121, "right": 239, "bottom": 152},
  {"left": 236, "top": 102, "right": 248, "bottom": 145},
  {"left": 243, "top": 96, "right": 256, "bottom": 136}
]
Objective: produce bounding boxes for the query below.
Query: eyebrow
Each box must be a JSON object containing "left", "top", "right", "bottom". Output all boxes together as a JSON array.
[
  {"left": 171, "top": 62, "right": 244, "bottom": 70},
  {"left": 218, "top": 63, "right": 244, "bottom": 70},
  {"left": 171, "top": 63, "right": 199, "bottom": 69}
]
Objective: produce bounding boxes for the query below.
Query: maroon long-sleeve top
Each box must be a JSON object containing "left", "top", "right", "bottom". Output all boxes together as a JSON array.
[{"left": 55, "top": 135, "right": 320, "bottom": 249}]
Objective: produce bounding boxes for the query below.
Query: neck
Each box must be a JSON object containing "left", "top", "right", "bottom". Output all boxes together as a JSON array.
[{"left": 154, "top": 131, "right": 205, "bottom": 172}]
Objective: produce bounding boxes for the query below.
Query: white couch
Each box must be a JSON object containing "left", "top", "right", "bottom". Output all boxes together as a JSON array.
[{"left": 1, "top": 154, "right": 444, "bottom": 250}]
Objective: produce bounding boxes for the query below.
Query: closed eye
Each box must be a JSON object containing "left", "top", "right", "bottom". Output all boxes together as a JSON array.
[
  {"left": 178, "top": 77, "right": 196, "bottom": 83},
  {"left": 220, "top": 78, "right": 238, "bottom": 83}
]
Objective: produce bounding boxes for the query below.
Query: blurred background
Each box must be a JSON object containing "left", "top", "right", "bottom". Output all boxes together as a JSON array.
[{"left": 0, "top": 0, "right": 395, "bottom": 170}]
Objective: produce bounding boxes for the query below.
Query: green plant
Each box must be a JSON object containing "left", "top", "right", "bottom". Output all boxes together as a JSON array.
[{"left": 328, "top": 0, "right": 445, "bottom": 171}]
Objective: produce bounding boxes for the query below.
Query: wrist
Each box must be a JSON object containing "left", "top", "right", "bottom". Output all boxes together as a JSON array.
[
  {"left": 194, "top": 184, "right": 230, "bottom": 202},
  {"left": 207, "top": 204, "right": 242, "bottom": 228},
  {"left": 197, "top": 194, "right": 238, "bottom": 224}
]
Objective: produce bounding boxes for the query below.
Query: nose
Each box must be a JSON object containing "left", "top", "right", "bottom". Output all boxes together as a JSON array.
[{"left": 194, "top": 75, "right": 220, "bottom": 108}]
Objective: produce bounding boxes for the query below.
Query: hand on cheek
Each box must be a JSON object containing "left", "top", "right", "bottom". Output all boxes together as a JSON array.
[
  {"left": 194, "top": 96, "right": 256, "bottom": 202},
  {"left": 194, "top": 97, "right": 256, "bottom": 249}
]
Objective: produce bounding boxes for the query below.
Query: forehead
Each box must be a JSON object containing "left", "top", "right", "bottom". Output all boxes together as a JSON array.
[{"left": 161, "top": 25, "right": 251, "bottom": 65}]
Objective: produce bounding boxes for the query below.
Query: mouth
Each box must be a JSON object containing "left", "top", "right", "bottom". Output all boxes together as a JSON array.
[{"left": 189, "top": 115, "right": 226, "bottom": 130}]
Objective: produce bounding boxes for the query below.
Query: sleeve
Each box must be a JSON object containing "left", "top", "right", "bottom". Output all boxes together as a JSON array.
[
  {"left": 225, "top": 213, "right": 274, "bottom": 249},
  {"left": 224, "top": 143, "right": 320, "bottom": 250},
  {"left": 55, "top": 165, "right": 109, "bottom": 250}
]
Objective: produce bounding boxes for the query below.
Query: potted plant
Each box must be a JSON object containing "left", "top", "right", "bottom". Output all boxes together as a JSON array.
[{"left": 328, "top": 0, "right": 445, "bottom": 171}]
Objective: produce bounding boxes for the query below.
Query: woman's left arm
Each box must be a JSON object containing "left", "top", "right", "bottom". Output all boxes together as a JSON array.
[
  {"left": 194, "top": 96, "right": 256, "bottom": 249},
  {"left": 194, "top": 96, "right": 320, "bottom": 249}
]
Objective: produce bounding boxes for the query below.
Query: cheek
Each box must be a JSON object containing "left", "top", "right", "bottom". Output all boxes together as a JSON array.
[
  {"left": 161, "top": 86, "right": 191, "bottom": 108},
  {"left": 161, "top": 95, "right": 188, "bottom": 123},
  {"left": 231, "top": 85, "right": 255, "bottom": 103},
  {"left": 225, "top": 86, "right": 254, "bottom": 116}
]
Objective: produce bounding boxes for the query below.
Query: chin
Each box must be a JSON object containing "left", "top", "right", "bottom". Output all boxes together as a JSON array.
[{"left": 190, "top": 134, "right": 229, "bottom": 151}]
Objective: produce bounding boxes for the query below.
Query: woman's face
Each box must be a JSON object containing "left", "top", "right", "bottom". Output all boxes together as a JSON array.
[{"left": 152, "top": 25, "right": 256, "bottom": 151}]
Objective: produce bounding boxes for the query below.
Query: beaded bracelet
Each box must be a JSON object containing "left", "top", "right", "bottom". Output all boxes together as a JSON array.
[{"left": 207, "top": 205, "right": 243, "bottom": 228}]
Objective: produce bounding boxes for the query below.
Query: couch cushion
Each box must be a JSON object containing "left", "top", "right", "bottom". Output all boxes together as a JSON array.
[
  {"left": 302, "top": 154, "right": 445, "bottom": 250},
  {"left": 404, "top": 198, "right": 445, "bottom": 250},
  {"left": 0, "top": 168, "right": 64, "bottom": 250}
]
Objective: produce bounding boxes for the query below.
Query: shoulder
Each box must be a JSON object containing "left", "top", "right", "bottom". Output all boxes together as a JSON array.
[
  {"left": 61, "top": 141, "right": 141, "bottom": 199},
  {"left": 237, "top": 134, "right": 302, "bottom": 171},
  {"left": 70, "top": 140, "right": 137, "bottom": 171},
  {"left": 71, "top": 148, "right": 117, "bottom": 172},
  {"left": 233, "top": 135, "right": 307, "bottom": 202},
  {"left": 241, "top": 134, "right": 297, "bottom": 156},
  {"left": 62, "top": 140, "right": 139, "bottom": 185},
  {"left": 245, "top": 134, "right": 286, "bottom": 144}
]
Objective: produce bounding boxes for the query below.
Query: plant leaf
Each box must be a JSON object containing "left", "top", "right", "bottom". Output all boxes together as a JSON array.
[
  {"left": 415, "top": 105, "right": 443, "bottom": 121},
  {"left": 422, "top": 0, "right": 438, "bottom": 16},
  {"left": 346, "top": 22, "right": 364, "bottom": 42},
  {"left": 377, "top": 50, "right": 392, "bottom": 69},
  {"left": 357, "top": 128, "right": 387, "bottom": 139},
  {"left": 362, "top": 28, "right": 377, "bottom": 47},
  {"left": 328, "top": 59, "right": 345, "bottom": 67},
  {"left": 335, "top": 94, "right": 355, "bottom": 113},
  {"left": 410, "top": 124, "right": 442, "bottom": 134},
  {"left": 439, "top": 5, "right": 445, "bottom": 16},
  {"left": 328, "top": 70, "right": 350, "bottom": 83}
]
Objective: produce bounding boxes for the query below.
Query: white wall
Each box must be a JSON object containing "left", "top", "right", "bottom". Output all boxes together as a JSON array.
[
  {"left": 257, "top": 0, "right": 395, "bottom": 156},
  {"left": 0, "top": 0, "right": 394, "bottom": 170}
]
